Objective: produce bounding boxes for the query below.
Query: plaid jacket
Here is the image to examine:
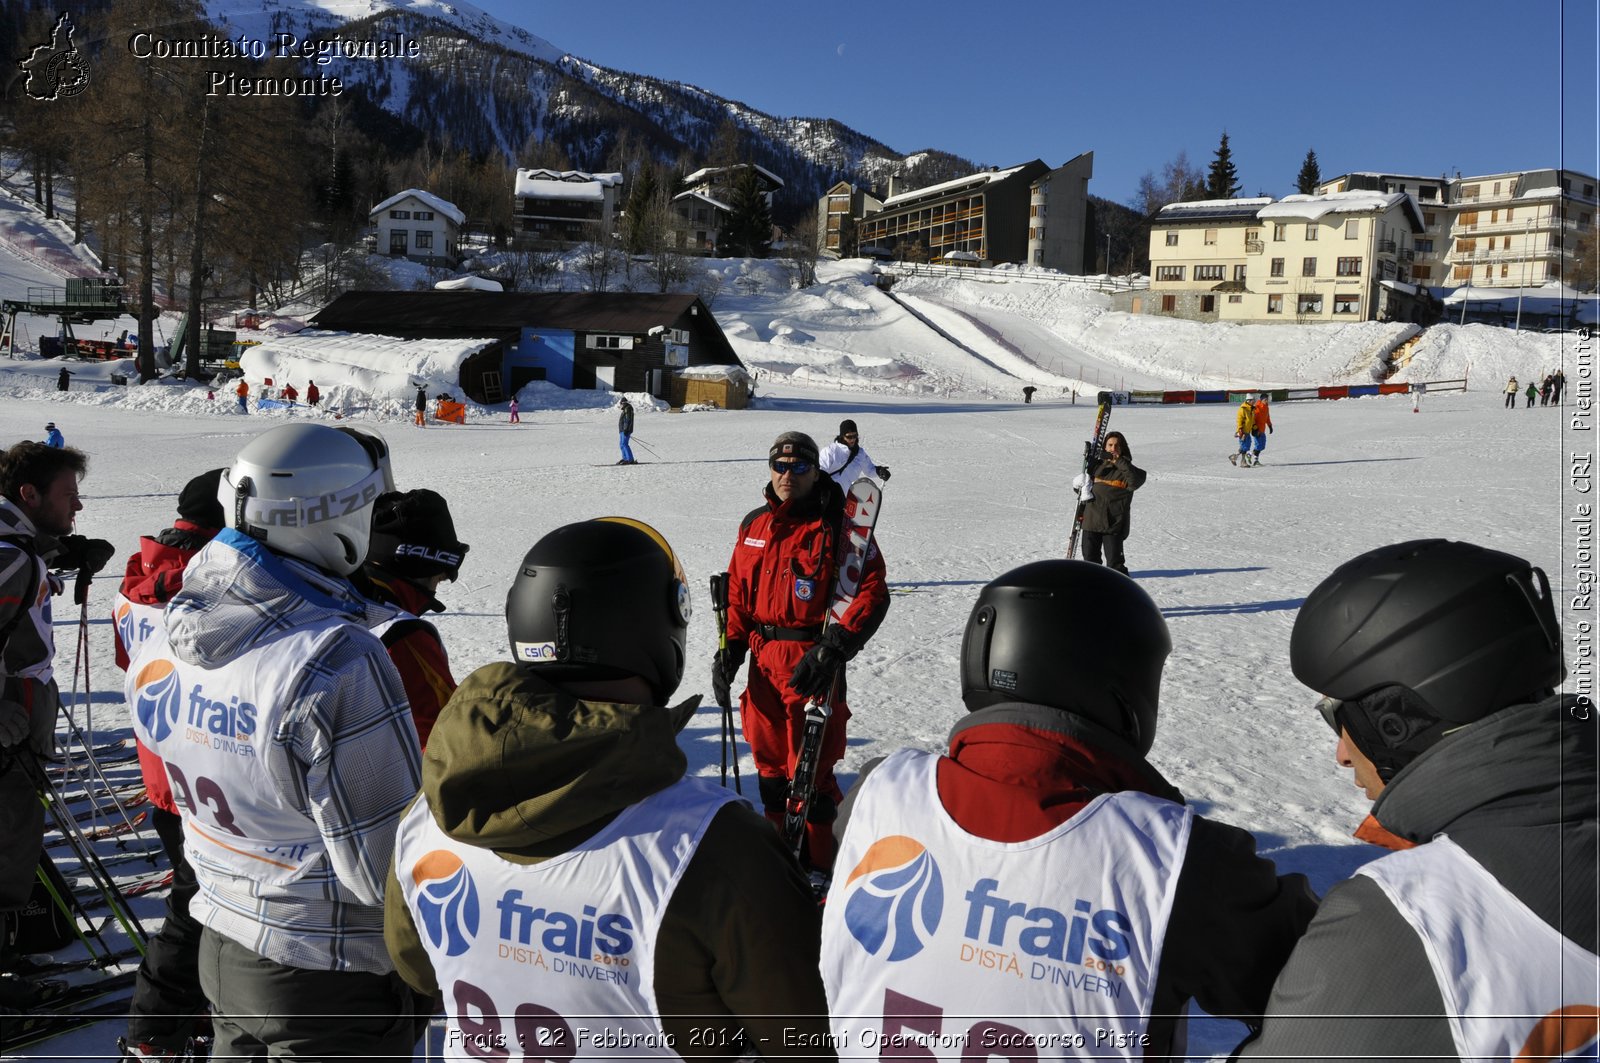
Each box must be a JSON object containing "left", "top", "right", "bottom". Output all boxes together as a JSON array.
[{"left": 143, "top": 529, "right": 421, "bottom": 973}]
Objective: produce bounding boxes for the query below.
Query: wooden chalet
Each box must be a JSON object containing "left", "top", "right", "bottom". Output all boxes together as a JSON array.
[{"left": 309, "top": 291, "right": 745, "bottom": 404}]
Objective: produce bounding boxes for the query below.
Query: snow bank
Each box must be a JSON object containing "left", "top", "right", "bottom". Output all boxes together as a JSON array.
[{"left": 239, "top": 330, "right": 499, "bottom": 401}]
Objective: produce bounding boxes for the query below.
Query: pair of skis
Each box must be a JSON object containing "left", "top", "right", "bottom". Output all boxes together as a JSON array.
[
  {"left": 782, "top": 477, "right": 884, "bottom": 867},
  {"left": 1067, "top": 392, "right": 1114, "bottom": 559}
]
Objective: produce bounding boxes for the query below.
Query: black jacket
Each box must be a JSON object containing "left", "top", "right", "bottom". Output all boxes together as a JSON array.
[
  {"left": 1081, "top": 454, "right": 1146, "bottom": 537},
  {"left": 1237, "top": 694, "right": 1596, "bottom": 1059},
  {"left": 618, "top": 402, "right": 634, "bottom": 435}
]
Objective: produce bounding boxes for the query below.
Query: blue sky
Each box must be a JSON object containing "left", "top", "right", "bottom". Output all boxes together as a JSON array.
[{"left": 476, "top": 0, "right": 1598, "bottom": 204}]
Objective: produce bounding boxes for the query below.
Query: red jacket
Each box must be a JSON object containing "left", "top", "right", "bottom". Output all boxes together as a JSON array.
[
  {"left": 114, "top": 521, "right": 218, "bottom": 814},
  {"left": 725, "top": 479, "right": 888, "bottom": 653},
  {"left": 358, "top": 567, "right": 457, "bottom": 750}
]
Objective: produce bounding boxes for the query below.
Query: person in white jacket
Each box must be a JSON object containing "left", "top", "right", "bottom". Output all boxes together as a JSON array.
[{"left": 818, "top": 419, "right": 890, "bottom": 489}]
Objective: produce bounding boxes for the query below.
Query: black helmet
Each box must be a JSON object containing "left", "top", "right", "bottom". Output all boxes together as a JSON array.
[
  {"left": 960, "top": 560, "right": 1171, "bottom": 755},
  {"left": 1291, "top": 539, "right": 1564, "bottom": 778},
  {"left": 506, "top": 517, "right": 691, "bottom": 703}
]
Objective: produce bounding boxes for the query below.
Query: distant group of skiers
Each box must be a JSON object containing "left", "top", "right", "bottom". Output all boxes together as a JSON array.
[
  {"left": 228, "top": 379, "right": 320, "bottom": 414},
  {"left": 1506, "top": 371, "right": 1566, "bottom": 408},
  {"left": 0, "top": 413, "right": 1591, "bottom": 1061}
]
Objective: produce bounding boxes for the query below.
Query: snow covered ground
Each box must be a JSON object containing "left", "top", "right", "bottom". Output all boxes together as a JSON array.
[{"left": 0, "top": 177, "right": 1589, "bottom": 1058}]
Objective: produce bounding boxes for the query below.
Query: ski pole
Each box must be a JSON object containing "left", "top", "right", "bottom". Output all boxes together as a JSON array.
[
  {"left": 630, "top": 436, "right": 661, "bottom": 459},
  {"left": 708, "top": 573, "right": 742, "bottom": 794}
]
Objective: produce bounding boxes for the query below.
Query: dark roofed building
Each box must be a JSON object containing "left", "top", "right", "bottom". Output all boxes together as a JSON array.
[{"left": 310, "top": 291, "right": 742, "bottom": 403}]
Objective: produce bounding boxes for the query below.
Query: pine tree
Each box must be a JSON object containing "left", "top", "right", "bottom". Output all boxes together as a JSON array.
[
  {"left": 622, "top": 166, "right": 659, "bottom": 254},
  {"left": 1297, "top": 149, "right": 1322, "bottom": 195},
  {"left": 719, "top": 166, "right": 772, "bottom": 258},
  {"left": 1207, "top": 132, "right": 1241, "bottom": 199}
]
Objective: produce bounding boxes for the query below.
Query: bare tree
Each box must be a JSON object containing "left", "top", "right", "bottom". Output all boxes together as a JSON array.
[
  {"left": 578, "top": 233, "right": 623, "bottom": 292},
  {"left": 1133, "top": 150, "right": 1206, "bottom": 215},
  {"left": 780, "top": 213, "right": 820, "bottom": 289}
]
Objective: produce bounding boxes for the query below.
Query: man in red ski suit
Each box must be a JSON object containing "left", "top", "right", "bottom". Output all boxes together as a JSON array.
[
  {"left": 713, "top": 431, "right": 889, "bottom": 871},
  {"left": 111, "top": 467, "right": 227, "bottom": 1059}
]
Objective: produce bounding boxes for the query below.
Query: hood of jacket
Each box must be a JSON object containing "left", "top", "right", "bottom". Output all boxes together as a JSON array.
[
  {"left": 0, "top": 497, "right": 64, "bottom": 562},
  {"left": 420, "top": 661, "right": 689, "bottom": 856},
  {"left": 121, "top": 523, "right": 217, "bottom": 606},
  {"left": 1372, "top": 692, "right": 1595, "bottom": 843},
  {"left": 164, "top": 528, "right": 400, "bottom": 669}
]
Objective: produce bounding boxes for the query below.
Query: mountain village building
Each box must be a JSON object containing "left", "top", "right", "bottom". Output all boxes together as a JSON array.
[
  {"left": 369, "top": 189, "right": 463, "bottom": 267},
  {"left": 513, "top": 169, "right": 623, "bottom": 248},
  {"left": 853, "top": 161, "right": 1049, "bottom": 265},
  {"left": 672, "top": 163, "right": 784, "bottom": 255}
]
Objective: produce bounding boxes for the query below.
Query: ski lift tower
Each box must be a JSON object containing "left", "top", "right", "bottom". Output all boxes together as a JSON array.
[{"left": 1, "top": 277, "right": 126, "bottom": 357}]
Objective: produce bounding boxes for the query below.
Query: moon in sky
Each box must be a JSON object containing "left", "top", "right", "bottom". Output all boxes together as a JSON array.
[{"left": 836, "top": 43, "right": 845, "bottom": 57}]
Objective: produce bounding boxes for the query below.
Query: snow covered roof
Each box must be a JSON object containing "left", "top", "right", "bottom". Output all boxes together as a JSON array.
[
  {"left": 1159, "top": 197, "right": 1274, "bottom": 213},
  {"left": 682, "top": 163, "right": 785, "bottom": 189},
  {"left": 369, "top": 189, "right": 466, "bottom": 226},
  {"left": 882, "top": 163, "right": 1037, "bottom": 207},
  {"left": 1519, "top": 186, "right": 1562, "bottom": 199},
  {"left": 672, "top": 189, "right": 731, "bottom": 212},
  {"left": 1257, "top": 191, "right": 1409, "bottom": 220},
  {"left": 434, "top": 275, "right": 504, "bottom": 292},
  {"left": 239, "top": 330, "right": 500, "bottom": 402},
  {"left": 514, "top": 169, "right": 623, "bottom": 199}
]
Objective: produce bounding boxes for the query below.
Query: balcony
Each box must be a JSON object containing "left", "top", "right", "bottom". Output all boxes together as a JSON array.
[
  {"left": 1400, "top": 248, "right": 1415, "bottom": 261},
  {"left": 1245, "top": 239, "right": 1264, "bottom": 254},
  {"left": 1378, "top": 239, "right": 1397, "bottom": 254}
]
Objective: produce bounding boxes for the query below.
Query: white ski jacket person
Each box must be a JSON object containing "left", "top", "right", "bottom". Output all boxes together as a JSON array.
[
  {"left": 819, "top": 439, "right": 882, "bottom": 490},
  {"left": 128, "top": 527, "right": 421, "bottom": 974}
]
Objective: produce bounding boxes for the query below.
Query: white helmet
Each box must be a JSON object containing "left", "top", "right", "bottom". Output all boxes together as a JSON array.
[{"left": 220, "top": 424, "right": 389, "bottom": 575}]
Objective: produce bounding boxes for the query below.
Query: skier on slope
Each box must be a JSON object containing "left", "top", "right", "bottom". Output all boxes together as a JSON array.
[
  {"left": 384, "top": 518, "right": 834, "bottom": 1057},
  {"left": 821, "top": 561, "right": 1317, "bottom": 1058},
  {"left": 43, "top": 423, "right": 63, "bottom": 448},
  {"left": 111, "top": 468, "right": 227, "bottom": 1061},
  {"left": 817, "top": 418, "right": 890, "bottom": 490},
  {"left": 1071, "top": 430, "right": 1145, "bottom": 575},
  {"left": 711, "top": 431, "right": 889, "bottom": 874},
  {"left": 127, "top": 424, "right": 425, "bottom": 1060},
  {"left": 413, "top": 384, "right": 427, "bottom": 428},
  {"left": 1231, "top": 394, "right": 1257, "bottom": 466},
  {"left": 617, "top": 396, "right": 636, "bottom": 464},
  {"left": 354, "top": 487, "right": 468, "bottom": 751},
  {"left": 1251, "top": 393, "right": 1274, "bottom": 464},
  {"left": 1240, "top": 539, "right": 1593, "bottom": 1058}
]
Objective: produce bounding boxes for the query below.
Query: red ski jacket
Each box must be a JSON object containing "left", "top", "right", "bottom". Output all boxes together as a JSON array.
[
  {"left": 724, "top": 480, "right": 888, "bottom": 654},
  {"left": 356, "top": 566, "right": 457, "bottom": 751},
  {"left": 114, "top": 521, "right": 218, "bottom": 814}
]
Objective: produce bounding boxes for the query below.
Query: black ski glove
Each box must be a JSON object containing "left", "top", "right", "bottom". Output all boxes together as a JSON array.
[
  {"left": 789, "top": 628, "right": 852, "bottom": 701},
  {"left": 876, "top": 465, "right": 891, "bottom": 482},
  {"left": 712, "top": 643, "right": 746, "bottom": 707},
  {"left": 55, "top": 535, "right": 116, "bottom": 576}
]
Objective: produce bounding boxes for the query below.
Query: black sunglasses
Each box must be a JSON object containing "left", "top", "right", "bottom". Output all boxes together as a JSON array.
[{"left": 770, "top": 459, "right": 813, "bottom": 475}]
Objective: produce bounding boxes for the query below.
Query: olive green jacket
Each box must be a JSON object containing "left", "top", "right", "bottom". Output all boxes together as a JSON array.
[{"left": 384, "top": 661, "right": 834, "bottom": 1060}]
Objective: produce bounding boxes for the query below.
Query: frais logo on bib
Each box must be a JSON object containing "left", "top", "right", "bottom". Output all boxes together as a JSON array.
[
  {"left": 413, "top": 850, "right": 481, "bottom": 957},
  {"left": 842, "top": 836, "right": 945, "bottom": 961},
  {"left": 1515, "top": 1006, "right": 1600, "bottom": 1061},
  {"left": 133, "top": 659, "right": 182, "bottom": 742}
]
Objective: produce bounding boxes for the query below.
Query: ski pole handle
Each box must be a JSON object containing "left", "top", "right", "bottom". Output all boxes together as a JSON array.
[{"left": 709, "top": 573, "right": 729, "bottom": 650}]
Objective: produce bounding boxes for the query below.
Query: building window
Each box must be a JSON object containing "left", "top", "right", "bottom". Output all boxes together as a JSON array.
[
  {"left": 389, "top": 209, "right": 411, "bottom": 219},
  {"left": 1204, "top": 229, "right": 1218, "bottom": 245},
  {"left": 1458, "top": 238, "right": 1477, "bottom": 255},
  {"left": 1234, "top": 264, "right": 1247, "bottom": 281},
  {"left": 1583, "top": 212, "right": 1593, "bottom": 226},
  {"left": 1460, "top": 211, "right": 1478, "bottom": 227},
  {"left": 1297, "top": 294, "right": 1324, "bottom": 314},
  {"left": 1345, "top": 220, "right": 1359, "bottom": 239},
  {"left": 1413, "top": 265, "right": 1432, "bottom": 280},
  {"left": 1420, "top": 187, "right": 1437, "bottom": 200},
  {"left": 1462, "top": 184, "right": 1480, "bottom": 199},
  {"left": 1417, "top": 239, "right": 1434, "bottom": 253},
  {"left": 1501, "top": 264, "right": 1510, "bottom": 278},
  {"left": 1194, "top": 264, "right": 1224, "bottom": 281},
  {"left": 1228, "top": 294, "right": 1243, "bottom": 303},
  {"left": 1270, "top": 257, "right": 1285, "bottom": 277},
  {"left": 1161, "top": 294, "right": 1176, "bottom": 312},
  {"left": 1156, "top": 265, "right": 1185, "bottom": 281},
  {"left": 1305, "top": 224, "right": 1318, "bottom": 241},
  {"left": 1424, "top": 212, "right": 1436, "bottom": 227},
  {"left": 389, "top": 230, "right": 407, "bottom": 254},
  {"left": 1246, "top": 228, "right": 1260, "bottom": 244},
  {"left": 1336, "top": 257, "right": 1361, "bottom": 277},
  {"left": 589, "top": 334, "right": 634, "bottom": 350},
  {"left": 1506, "top": 207, "right": 1514, "bottom": 220},
  {"left": 1201, "top": 295, "right": 1217, "bottom": 312},
  {"left": 1165, "top": 231, "right": 1178, "bottom": 246},
  {"left": 1273, "top": 223, "right": 1287, "bottom": 241},
  {"left": 415, "top": 210, "right": 435, "bottom": 221},
  {"left": 1302, "top": 257, "right": 1317, "bottom": 277},
  {"left": 1491, "top": 209, "right": 1500, "bottom": 223},
  {"left": 1333, "top": 293, "right": 1360, "bottom": 315},
  {"left": 1267, "top": 294, "right": 1283, "bottom": 314},
  {"left": 1493, "top": 182, "right": 1501, "bottom": 195},
  {"left": 415, "top": 231, "right": 434, "bottom": 250}
]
